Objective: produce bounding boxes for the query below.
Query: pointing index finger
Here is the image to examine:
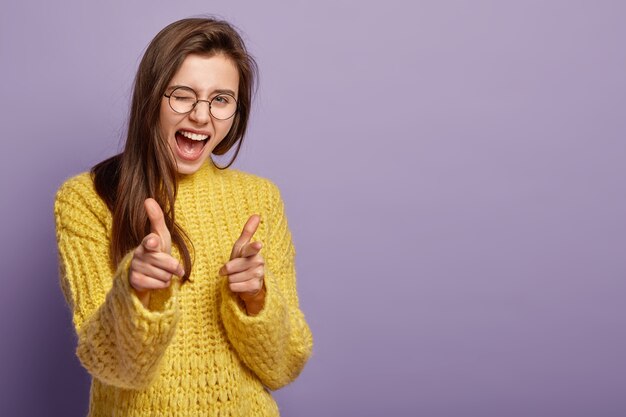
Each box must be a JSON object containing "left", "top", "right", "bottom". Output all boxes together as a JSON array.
[
  {"left": 230, "top": 214, "right": 260, "bottom": 260},
  {"left": 144, "top": 198, "right": 172, "bottom": 252}
]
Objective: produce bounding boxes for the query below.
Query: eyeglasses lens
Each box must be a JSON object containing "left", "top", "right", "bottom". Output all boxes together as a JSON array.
[{"left": 168, "top": 87, "right": 236, "bottom": 120}]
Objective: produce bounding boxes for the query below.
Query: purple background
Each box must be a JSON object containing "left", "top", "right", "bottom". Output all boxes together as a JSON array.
[{"left": 1, "top": 1, "right": 625, "bottom": 416}]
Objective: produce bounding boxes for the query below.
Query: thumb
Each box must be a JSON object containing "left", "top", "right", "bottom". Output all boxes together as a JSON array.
[
  {"left": 230, "top": 214, "right": 261, "bottom": 260},
  {"left": 144, "top": 198, "right": 172, "bottom": 253}
]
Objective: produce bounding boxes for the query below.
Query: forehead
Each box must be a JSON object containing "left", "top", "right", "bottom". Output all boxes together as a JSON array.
[{"left": 169, "top": 54, "right": 239, "bottom": 95}]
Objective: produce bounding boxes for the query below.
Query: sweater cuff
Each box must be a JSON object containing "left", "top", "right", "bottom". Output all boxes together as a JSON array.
[
  {"left": 219, "top": 271, "right": 296, "bottom": 388},
  {"left": 76, "top": 252, "right": 181, "bottom": 389}
]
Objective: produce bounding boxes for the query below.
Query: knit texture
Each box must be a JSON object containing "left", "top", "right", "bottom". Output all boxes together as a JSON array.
[{"left": 54, "top": 161, "right": 313, "bottom": 417}]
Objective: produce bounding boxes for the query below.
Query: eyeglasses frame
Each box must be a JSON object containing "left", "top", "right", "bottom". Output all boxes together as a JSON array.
[{"left": 163, "top": 86, "right": 238, "bottom": 120}]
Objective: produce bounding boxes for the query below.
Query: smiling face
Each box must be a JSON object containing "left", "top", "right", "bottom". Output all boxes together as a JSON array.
[{"left": 159, "top": 53, "right": 240, "bottom": 175}]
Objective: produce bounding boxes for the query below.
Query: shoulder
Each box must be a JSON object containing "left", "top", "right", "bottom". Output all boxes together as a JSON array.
[
  {"left": 55, "top": 171, "right": 101, "bottom": 208},
  {"left": 54, "top": 171, "right": 110, "bottom": 231},
  {"left": 55, "top": 171, "right": 93, "bottom": 196},
  {"left": 216, "top": 169, "right": 290, "bottom": 233},
  {"left": 220, "top": 168, "right": 283, "bottom": 203}
]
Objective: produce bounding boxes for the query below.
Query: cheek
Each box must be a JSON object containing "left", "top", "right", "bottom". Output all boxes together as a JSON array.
[
  {"left": 159, "top": 113, "right": 183, "bottom": 139},
  {"left": 158, "top": 120, "right": 170, "bottom": 143},
  {"left": 158, "top": 101, "right": 183, "bottom": 135},
  {"left": 217, "top": 118, "right": 236, "bottom": 139}
]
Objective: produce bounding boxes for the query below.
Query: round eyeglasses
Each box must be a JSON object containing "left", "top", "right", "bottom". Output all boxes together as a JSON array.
[{"left": 163, "top": 86, "right": 238, "bottom": 120}]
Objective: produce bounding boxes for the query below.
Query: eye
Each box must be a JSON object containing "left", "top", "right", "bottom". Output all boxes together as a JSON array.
[
  {"left": 173, "top": 96, "right": 195, "bottom": 101},
  {"left": 172, "top": 94, "right": 195, "bottom": 102},
  {"left": 213, "top": 95, "right": 231, "bottom": 105},
  {"left": 170, "top": 87, "right": 196, "bottom": 102}
]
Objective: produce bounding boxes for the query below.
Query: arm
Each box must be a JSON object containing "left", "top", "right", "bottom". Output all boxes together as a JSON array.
[
  {"left": 54, "top": 175, "right": 180, "bottom": 390},
  {"left": 220, "top": 181, "right": 313, "bottom": 390}
]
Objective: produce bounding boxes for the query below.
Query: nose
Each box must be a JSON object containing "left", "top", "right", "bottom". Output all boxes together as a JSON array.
[{"left": 188, "top": 100, "right": 211, "bottom": 124}]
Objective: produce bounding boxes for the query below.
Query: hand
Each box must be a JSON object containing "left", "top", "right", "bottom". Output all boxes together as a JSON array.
[
  {"left": 219, "top": 214, "right": 266, "bottom": 311},
  {"left": 129, "top": 198, "right": 184, "bottom": 307}
]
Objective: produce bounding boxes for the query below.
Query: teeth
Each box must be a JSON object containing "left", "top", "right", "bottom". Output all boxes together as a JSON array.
[{"left": 179, "top": 130, "right": 209, "bottom": 141}]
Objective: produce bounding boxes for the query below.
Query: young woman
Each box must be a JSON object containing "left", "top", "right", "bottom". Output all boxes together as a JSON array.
[{"left": 54, "top": 17, "right": 313, "bottom": 416}]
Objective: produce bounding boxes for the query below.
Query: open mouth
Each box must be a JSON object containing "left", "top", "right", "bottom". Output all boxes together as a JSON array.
[{"left": 175, "top": 130, "right": 210, "bottom": 161}]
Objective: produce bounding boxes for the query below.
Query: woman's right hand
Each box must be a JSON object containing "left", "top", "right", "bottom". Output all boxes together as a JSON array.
[{"left": 129, "top": 198, "right": 185, "bottom": 308}]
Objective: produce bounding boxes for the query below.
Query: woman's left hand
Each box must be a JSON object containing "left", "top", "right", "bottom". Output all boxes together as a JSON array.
[{"left": 219, "top": 214, "right": 266, "bottom": 314}]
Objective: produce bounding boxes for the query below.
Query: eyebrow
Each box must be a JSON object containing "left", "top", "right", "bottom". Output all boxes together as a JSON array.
[{"left": 167, "top": 85, "right": 237, "bottom": 97}]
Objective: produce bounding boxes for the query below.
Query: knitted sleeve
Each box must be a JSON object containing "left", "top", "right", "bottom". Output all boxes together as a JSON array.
[
  {"left": 54, "top": 174, "right": 181, "bottom": 390},
  {"left": 220, "top": 181, "right": 313, "bottom": 390}
]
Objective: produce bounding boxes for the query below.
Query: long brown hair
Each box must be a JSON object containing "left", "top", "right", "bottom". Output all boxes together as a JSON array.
[{"left": 91, "top": 17, "right": 258, "bottom": 283}]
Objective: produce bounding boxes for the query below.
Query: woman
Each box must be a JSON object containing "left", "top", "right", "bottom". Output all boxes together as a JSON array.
[{"left": 54, "top": 17, "right": 313, "bottom": 416}]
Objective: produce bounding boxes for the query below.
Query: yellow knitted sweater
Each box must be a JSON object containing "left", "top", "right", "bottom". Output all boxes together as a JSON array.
[{"left": 54, "top": 161, "right": 313, "bottom": 417}]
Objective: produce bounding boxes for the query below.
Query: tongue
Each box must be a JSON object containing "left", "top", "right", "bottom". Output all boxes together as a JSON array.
[{"left": 176, "top": 132, "right": 205, "bottom": 157}]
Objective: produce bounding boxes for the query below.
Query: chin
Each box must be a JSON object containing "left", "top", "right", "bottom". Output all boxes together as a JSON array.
[
  {"left": 176, "top": 164, "right": 202, "bottom": 176},
  {"left": 174, "top": 155, "right": 209, "bottom": 175}
]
